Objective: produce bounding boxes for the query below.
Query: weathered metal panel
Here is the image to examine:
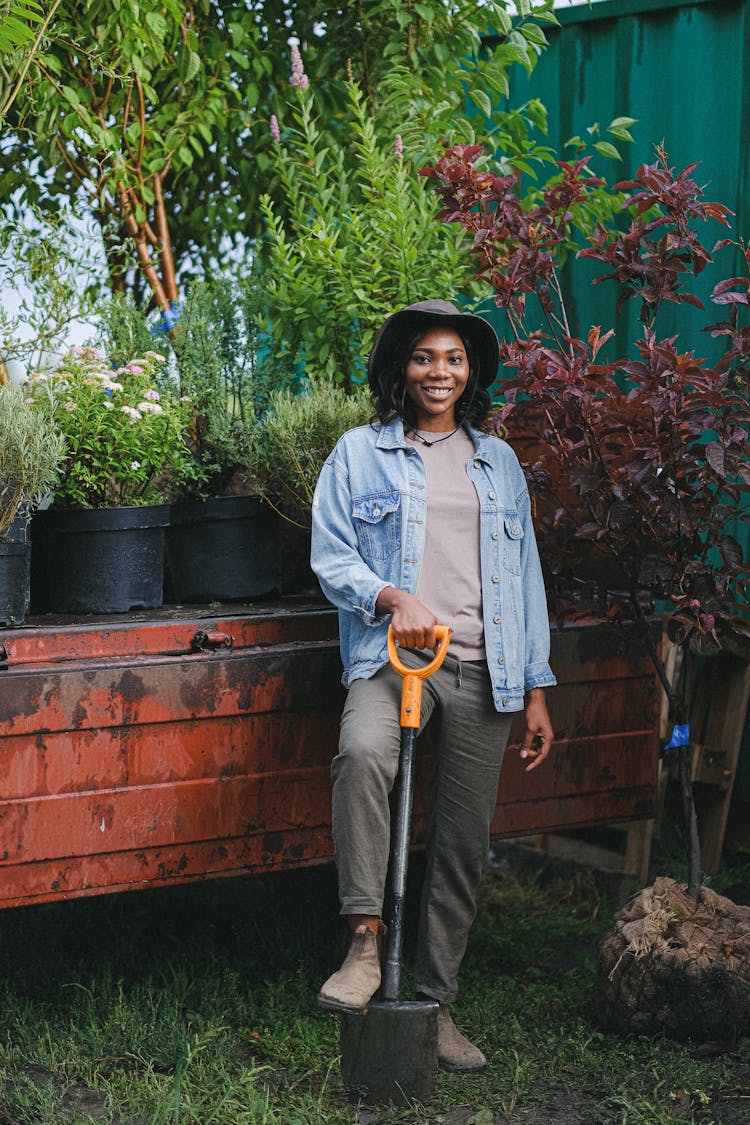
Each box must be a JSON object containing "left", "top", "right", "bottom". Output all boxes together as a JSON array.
[{"left": 0, "top": 605, "right": 659, "bottom": 909}]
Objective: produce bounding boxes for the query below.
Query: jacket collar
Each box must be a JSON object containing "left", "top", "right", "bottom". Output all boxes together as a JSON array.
[{"left": 375, "top": 416, "right": 496, "bottom": 464}]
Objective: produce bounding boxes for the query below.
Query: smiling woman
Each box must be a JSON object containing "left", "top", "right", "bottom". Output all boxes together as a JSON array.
[{"left": 310, "top": 298, "right": 557, "bottom": 1074}]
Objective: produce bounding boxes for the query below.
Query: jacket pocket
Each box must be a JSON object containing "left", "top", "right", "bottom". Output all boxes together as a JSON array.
[
  {"left": 352, "top": 492, "right": 401, "bottom": 562},
  {"left": 502, "top": 512, "right": 524, "bottom": 574}
]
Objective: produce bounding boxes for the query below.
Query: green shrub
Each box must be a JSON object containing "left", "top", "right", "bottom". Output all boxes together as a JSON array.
[
  {"left": 256, "top": 379, "right": 372, "bottom": 528},
  {"left": 0, "top": 381, "right": 65, "bottom": 537}
]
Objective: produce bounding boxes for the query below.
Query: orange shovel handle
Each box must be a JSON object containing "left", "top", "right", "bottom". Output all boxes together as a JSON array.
[{"left": 387, "top": 624, "right": 450, "bottom": 729}]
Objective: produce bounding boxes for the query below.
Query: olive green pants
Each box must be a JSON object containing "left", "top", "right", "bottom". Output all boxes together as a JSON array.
[{"left": 331, "top": 652, "right": 512, "bottom": 1003}]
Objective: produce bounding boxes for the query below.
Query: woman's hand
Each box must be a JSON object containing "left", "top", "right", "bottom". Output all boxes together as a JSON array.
[
  {"left": 520, "top": 687, "right": 554, "bottom": 773},
  {"left": 376, "top": 586, "right": 440, "bottom": 651}
]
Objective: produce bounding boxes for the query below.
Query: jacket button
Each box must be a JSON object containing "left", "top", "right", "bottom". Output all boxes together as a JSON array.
[
  {"left": 497, "top": 656, "right": 504, "bottom": 665},
  {"left": 488, "top": 491, "right": 496, "bottom": 500},
  {"left": 502, "top": 697, "right": 510, "bottom": 707},
  {"left": 492, "top": 574, "right": 500, "bottom": 583},
  {"left": 474, "top": 459, "right": 481, "bottom": 468},
  {"left": 493, "top": 615, "right": 501, "bottom": 624},
  {"left": 491, "top": 531, "right": 499, "bottom": 540}
]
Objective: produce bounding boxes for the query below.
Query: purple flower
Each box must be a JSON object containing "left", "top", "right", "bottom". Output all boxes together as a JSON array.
[
  {"left": 270, "top": 114, "right": 280, "bottom": 141},
  {"left": 395, "top": 134, "right": 403, "bottom": 157},
  {"left": 290, "top": 42, "right": 308, "bottom": 88}
]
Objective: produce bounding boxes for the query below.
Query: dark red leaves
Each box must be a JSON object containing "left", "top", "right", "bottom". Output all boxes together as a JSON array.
[{"left": 421, "top": 141, "right": 750, "bottom": 642}]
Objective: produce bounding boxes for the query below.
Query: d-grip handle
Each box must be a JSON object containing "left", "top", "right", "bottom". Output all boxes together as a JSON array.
[{"left": 387, "top": 624, "right": 450, "bottom": 729}]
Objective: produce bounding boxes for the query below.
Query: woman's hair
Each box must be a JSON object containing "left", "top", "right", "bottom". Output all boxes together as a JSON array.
[{"left": 370, "top": 323, "right": 490, "bottom": 428}]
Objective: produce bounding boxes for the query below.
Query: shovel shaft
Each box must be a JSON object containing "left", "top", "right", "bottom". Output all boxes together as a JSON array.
[
  {"left": 380, "top": 625, "right": 450, "bottom": 1003},
  {"left": 380, "top": 725, "right": 417, "bottom": 1002}
]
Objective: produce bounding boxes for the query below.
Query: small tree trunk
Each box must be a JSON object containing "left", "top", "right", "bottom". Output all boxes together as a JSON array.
[{"left": 634, "top": 603, "right": 702, "bottom": 897}]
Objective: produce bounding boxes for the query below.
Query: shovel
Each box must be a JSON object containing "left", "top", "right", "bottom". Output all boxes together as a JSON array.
[{"left": 339, "top": 623, "right": 450, "bottom": 1105}]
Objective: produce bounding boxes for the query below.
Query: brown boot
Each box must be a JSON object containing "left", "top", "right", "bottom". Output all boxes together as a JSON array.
[
  {"left": 437, "top": 1005, "right": 487, "bottom": 1072},
  {"left": 317, "top": 924, "right": 384, "bottom": 1014}
]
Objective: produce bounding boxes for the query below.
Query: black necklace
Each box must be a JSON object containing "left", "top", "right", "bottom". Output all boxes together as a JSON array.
[{"left": 408, "top": 425, "right": 460, "bottom": 448}]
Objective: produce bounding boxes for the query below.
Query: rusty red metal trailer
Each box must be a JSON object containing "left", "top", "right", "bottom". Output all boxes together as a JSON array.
[{"left": 0, "top": 601, "right": 659, "bottom": 909}]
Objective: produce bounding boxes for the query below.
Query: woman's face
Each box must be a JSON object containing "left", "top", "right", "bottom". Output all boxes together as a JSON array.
[{"left": 404, "top": 326, "right": 470, "bottom": 432}]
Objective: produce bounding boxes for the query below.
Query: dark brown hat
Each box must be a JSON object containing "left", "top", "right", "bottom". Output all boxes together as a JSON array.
[{"left": 367, "top": 299, "right": 500, "bottom": 391}]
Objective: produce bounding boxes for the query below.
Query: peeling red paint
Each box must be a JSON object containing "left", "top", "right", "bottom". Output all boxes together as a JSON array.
[{"left": 0, "top": 605, "right": 659, "bottom": 909}]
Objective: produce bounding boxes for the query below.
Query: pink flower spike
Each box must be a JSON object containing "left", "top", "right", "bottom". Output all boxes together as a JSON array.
[
  {"left": 270, "top": 114, "right": 280, "bottom": 141},
  {"left": 290, "top": 43, "right": 303, "bottom": 74},
  {"left": 289, "top": 41, "right": 307, "bottom": 88},
  {"left": 395, "top": 134, "right": 404, "bottom": 157}
]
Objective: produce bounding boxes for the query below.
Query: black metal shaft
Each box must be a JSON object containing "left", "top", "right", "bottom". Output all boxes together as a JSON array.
[{"left": 379, "top": 726, "right": 417, "bottom": 1003}]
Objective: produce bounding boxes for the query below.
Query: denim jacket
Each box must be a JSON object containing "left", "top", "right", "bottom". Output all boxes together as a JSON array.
[{"left": 310, "top": 416, "right": 556, "bottom": 713}]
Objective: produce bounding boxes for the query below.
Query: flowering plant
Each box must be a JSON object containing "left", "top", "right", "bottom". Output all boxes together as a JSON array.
[{"left": 24, "top": 347, "right": 199, "bottom": 509}]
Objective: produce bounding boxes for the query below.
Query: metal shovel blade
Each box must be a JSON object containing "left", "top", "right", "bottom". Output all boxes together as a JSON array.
[
  {"left": 339, "top": 999, "right": 438, "bottom": 1106},
  {"left": 338, "top": 628, "right": 450, "bottom": 1105}
]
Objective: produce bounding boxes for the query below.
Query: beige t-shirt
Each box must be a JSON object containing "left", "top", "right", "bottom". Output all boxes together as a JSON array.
[{"left": 405, "top": 426, "right": 485, "bottom": 660}]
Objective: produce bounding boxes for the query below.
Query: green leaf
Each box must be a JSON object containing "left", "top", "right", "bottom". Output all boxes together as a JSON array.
[
  {"left": 414, "top": 3, "right": 435, "bottom": 23},
  {"left": 60, "top": 84, "right": 81, "bottom": 107},
  {"left": 494, "top": 12, "right": 512, "bottom": 35},
  {"left": 178, "top": 48, "right": 201, "bottom": 84},
  {"left": 145, "top": 11, "right": 168, "bottom": 42},
  {"left": 594, "top": 141, "right": 622, "bottom": 161},
  {"left": 521, "top": 24, "right": 548, "bottom": 48},
  {"left": 469, "top": 89, "right": 492, "bottom": 118}
]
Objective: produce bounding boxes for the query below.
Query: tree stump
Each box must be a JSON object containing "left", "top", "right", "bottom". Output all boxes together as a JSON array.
[{"left": 596, "top": 876, "right": 750, "bottom": 1040}]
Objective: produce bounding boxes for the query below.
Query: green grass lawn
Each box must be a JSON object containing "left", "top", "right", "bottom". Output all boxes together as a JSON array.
[{"left": 0, "top": 846, "right": 747, "bottom": 1124}]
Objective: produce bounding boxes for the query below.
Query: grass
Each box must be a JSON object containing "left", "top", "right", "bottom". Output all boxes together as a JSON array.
[{"left": 0, "top": 847, "right": 747, "bottom": 1124}]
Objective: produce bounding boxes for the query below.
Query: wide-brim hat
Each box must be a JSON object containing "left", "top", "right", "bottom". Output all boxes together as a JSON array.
[{"left": 367, "top": 299, "right": 500, "bottom": 391}]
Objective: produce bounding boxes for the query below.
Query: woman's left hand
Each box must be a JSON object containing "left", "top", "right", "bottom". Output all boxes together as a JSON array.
[{"left": 519, "top": 687, "right": 554, "bottom": 773}]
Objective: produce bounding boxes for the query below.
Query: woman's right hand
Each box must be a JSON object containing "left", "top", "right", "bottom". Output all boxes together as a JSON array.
[{"left": 375, "top": 586, "right": 440, "bottom": 651}]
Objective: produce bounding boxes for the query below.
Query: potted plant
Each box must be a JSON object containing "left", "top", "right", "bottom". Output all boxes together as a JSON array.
[
  {"left": 137, "top": 277, "right": 285, "bottom": 604},
  {"left": 25, "top": 346, "right": 196, "bottom": 614},
  {"left": 0, "top": 382, "right": 64, "bottom": 625},
  {"left": 253, "top": 378, "right": 372, "bottom": 592}
]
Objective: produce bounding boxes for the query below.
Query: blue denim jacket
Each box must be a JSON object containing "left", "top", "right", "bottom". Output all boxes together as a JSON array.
[{"left": 310, "top": 417, "right": 556, "bottom": 712}]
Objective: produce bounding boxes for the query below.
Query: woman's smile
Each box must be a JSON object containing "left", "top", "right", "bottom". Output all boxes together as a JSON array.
[{"left": 405, "top": 327, "right": 470, "bottom": 431}]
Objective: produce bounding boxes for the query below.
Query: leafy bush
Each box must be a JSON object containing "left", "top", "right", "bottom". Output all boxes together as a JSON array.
[
  {"left": 424, "top": 142, "right": 750, "bottom": 895},
  {"left": 169, "top": 277, "right": 282, "bottom": 499},
  {"left": 0, "top": 381, "right": 64, "bottom": 538},
  {"left": 256, "top": 380, "right": 372, "bottom": 528},
  {"left": 259, "top": 77, "right": 474, "bottom": 390},
  {"left": 424, "top": 143, "right": 750, "bottom": 649},
  {"left": 24, "top": 347, "right": 197, "bottom": 509}
]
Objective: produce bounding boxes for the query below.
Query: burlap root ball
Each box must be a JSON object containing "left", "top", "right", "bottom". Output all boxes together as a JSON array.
[{"left": 595, "top": 876, "right": 750, "bottom": 1041}]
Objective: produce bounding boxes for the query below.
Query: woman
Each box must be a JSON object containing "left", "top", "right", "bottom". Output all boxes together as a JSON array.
[{"left": 310, "top": 299, "right": 556, "bottom": 1073}]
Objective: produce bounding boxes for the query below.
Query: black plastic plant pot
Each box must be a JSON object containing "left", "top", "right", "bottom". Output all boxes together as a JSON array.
[
  {"left": 32, "top": 504, "right": 169, "bottom": 615},
  {"left": 0, "top": 540, "right": 31, "bottom": 626},
  {"left": 165, "top": 495, "right": 281, "bottom": 603}
]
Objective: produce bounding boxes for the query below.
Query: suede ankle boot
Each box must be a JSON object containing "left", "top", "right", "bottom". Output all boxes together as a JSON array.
[
  {"left": 317, "top": 923, "right": 384, "bottom": 1014},
  {"left": 436, "top": 1004, "right": 487, "bottom": 1072}
]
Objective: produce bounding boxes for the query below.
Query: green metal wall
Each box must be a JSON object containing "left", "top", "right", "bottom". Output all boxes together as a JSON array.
[{"left": 506, "top": 0, "right": 750, "bottom": 352}]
